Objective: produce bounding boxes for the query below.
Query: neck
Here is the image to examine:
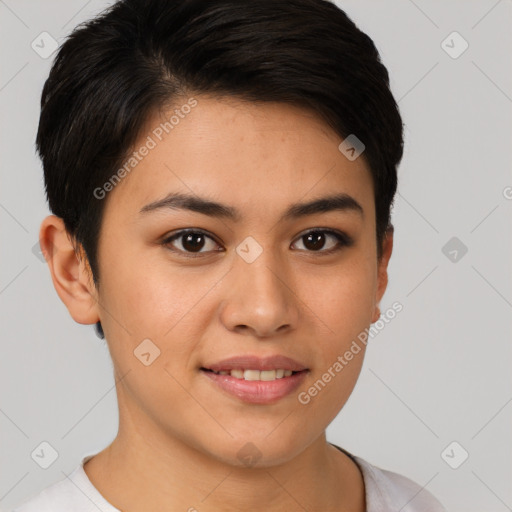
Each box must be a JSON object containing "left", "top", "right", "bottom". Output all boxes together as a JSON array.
[{"left": 84, "top": 398, "right": 365, "bottom": 511}]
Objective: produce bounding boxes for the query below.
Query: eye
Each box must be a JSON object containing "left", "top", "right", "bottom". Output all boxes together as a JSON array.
[
  {"left": 162, "top": 229, "right": 222, "bottom": 257},
  {"left": 162, "top": 228, "right": 353, "bottom": 258},
  {"left": 291, "top": 229, "right": 353, "bottom": 254}
]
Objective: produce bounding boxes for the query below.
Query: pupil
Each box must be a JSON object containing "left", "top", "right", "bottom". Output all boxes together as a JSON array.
[
  {"left": 183, "top": 233, "right": 205, "bottom": 252},
  {"left": 304, "top": 231, "right": 325, "bottom": 251}
]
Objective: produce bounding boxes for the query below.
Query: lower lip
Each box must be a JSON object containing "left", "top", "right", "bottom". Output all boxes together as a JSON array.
[{"left": 201, "top": 369, "right": 309, "bottom": 404}]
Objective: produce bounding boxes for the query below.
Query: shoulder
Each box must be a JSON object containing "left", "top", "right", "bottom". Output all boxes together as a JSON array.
[
  {"left": 353, "top": 455, "right": 447, "bottom": 512},
  {"left": 11, "top": 457, "right": 117, "bottom": 512},
  {"left": 11, "top": 470, "right": 81, "bottom": 512}
]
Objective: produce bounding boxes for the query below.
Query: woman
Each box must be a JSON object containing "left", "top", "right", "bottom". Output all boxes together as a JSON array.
[{"left": 14, "top": 0, "right": 446, "bottom": 510}]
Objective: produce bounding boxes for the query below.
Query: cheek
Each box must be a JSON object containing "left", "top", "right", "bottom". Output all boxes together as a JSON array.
[
  {"left": 298, "top": 350, "right": 366, "bottom": 429},
  {"left": 296, "top": 268, "right": 373, "bottom": 421},
  {"left": 298, "top": 257, "right": 375, "bottom": 410},
  {"left": 99, "top": 242, "right": 202, "bottom": 333},
  {"left": 302, "top": 258, "right": 377, "bottom": 337},
  {"left": 323, "top": 279, "right": 375, "bottom": 339}
]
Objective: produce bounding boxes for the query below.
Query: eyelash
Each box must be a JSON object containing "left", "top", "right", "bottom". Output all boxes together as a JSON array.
[{"left": 161, "top": 228, "right": 353, "bottom": 258}]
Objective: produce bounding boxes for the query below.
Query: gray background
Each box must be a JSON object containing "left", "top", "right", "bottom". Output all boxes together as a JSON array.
[{"left": 1, "top": 1, "right": 511, "bottom": 511}]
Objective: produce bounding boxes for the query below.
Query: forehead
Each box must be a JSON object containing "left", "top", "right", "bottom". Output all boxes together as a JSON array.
[{"left": 102, "top": 95, "right": 374, "bottom": 224}]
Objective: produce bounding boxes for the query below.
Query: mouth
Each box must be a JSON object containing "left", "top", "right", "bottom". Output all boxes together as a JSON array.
[
  {"left": 200, "top": 367, "right": 309, "bottom": 404},
  {"left": 199, "top": 354, "right": 309, "bottom": 403}
]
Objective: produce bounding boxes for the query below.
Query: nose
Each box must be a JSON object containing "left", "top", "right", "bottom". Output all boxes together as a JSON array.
[{"left": 219, "top": 250, "right": 300, "bottom": 338}]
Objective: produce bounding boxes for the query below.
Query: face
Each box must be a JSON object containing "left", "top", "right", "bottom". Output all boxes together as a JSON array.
[{"left": 51, "top": 95, "right": 392, "bottom": 467}]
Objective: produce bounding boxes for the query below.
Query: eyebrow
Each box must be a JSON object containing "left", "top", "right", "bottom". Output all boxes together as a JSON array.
[{"left": 139, "top": 191, "right": 364, "bottom": 222}]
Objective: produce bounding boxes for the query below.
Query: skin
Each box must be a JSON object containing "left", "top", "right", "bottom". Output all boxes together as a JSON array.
[{"left": 40, "top": 95, "right": 393, "bottom": 512}]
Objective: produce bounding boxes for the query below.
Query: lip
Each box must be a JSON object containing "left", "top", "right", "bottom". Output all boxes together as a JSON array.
[
  {"left": 201, "top": 368, "right": 309, "bottom": 404},
  {"left": 203, "top": 354, "right": 308, "bottom": 372}
]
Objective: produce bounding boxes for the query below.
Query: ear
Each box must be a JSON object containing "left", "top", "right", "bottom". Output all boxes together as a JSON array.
[
  {"left": 371, "top": 226, "right": 394, "bottom": 324},
  {"left": 39, "top": 215, "right": 100, "bottom": 325}
]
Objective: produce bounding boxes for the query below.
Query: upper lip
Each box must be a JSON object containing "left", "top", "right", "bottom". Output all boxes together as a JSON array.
[{"left": 202, "top": 355, "right": 308, "bottom": 372}]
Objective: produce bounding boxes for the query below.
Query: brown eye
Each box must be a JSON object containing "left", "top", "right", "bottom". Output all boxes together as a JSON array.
[
  {"left": 163, "top": 230, "right": 221, "bottom": 256},
  {"left": 162, "top": 228, "right": 352, "bottom": 258},
  {"left": 292, "top": 229, "right": 352, "bottom": 253}
]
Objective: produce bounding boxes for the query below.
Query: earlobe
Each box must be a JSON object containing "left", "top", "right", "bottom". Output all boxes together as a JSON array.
[{"left": 39, "top": 215, "right": 100, "bottom": 325}]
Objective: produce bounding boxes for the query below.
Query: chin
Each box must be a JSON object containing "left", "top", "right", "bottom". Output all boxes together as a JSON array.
[{"left": 201, "top": 433, "right": 309, "bottom": 469}]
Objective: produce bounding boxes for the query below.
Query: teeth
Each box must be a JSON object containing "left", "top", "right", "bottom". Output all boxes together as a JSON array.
[
  {"left": 244, "top": 369, "right": 261, "bottom": 381},
  {"left": 231, "top": 369, "right": 244, "bottom": 379},
  {"left": 211, "top": 369, "right": 297, "bottom": 380}
]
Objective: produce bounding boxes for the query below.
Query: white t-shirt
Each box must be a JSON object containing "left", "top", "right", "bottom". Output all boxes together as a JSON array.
[{"left": 11, "top": 445, "right": 446, "bottom": 512}]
